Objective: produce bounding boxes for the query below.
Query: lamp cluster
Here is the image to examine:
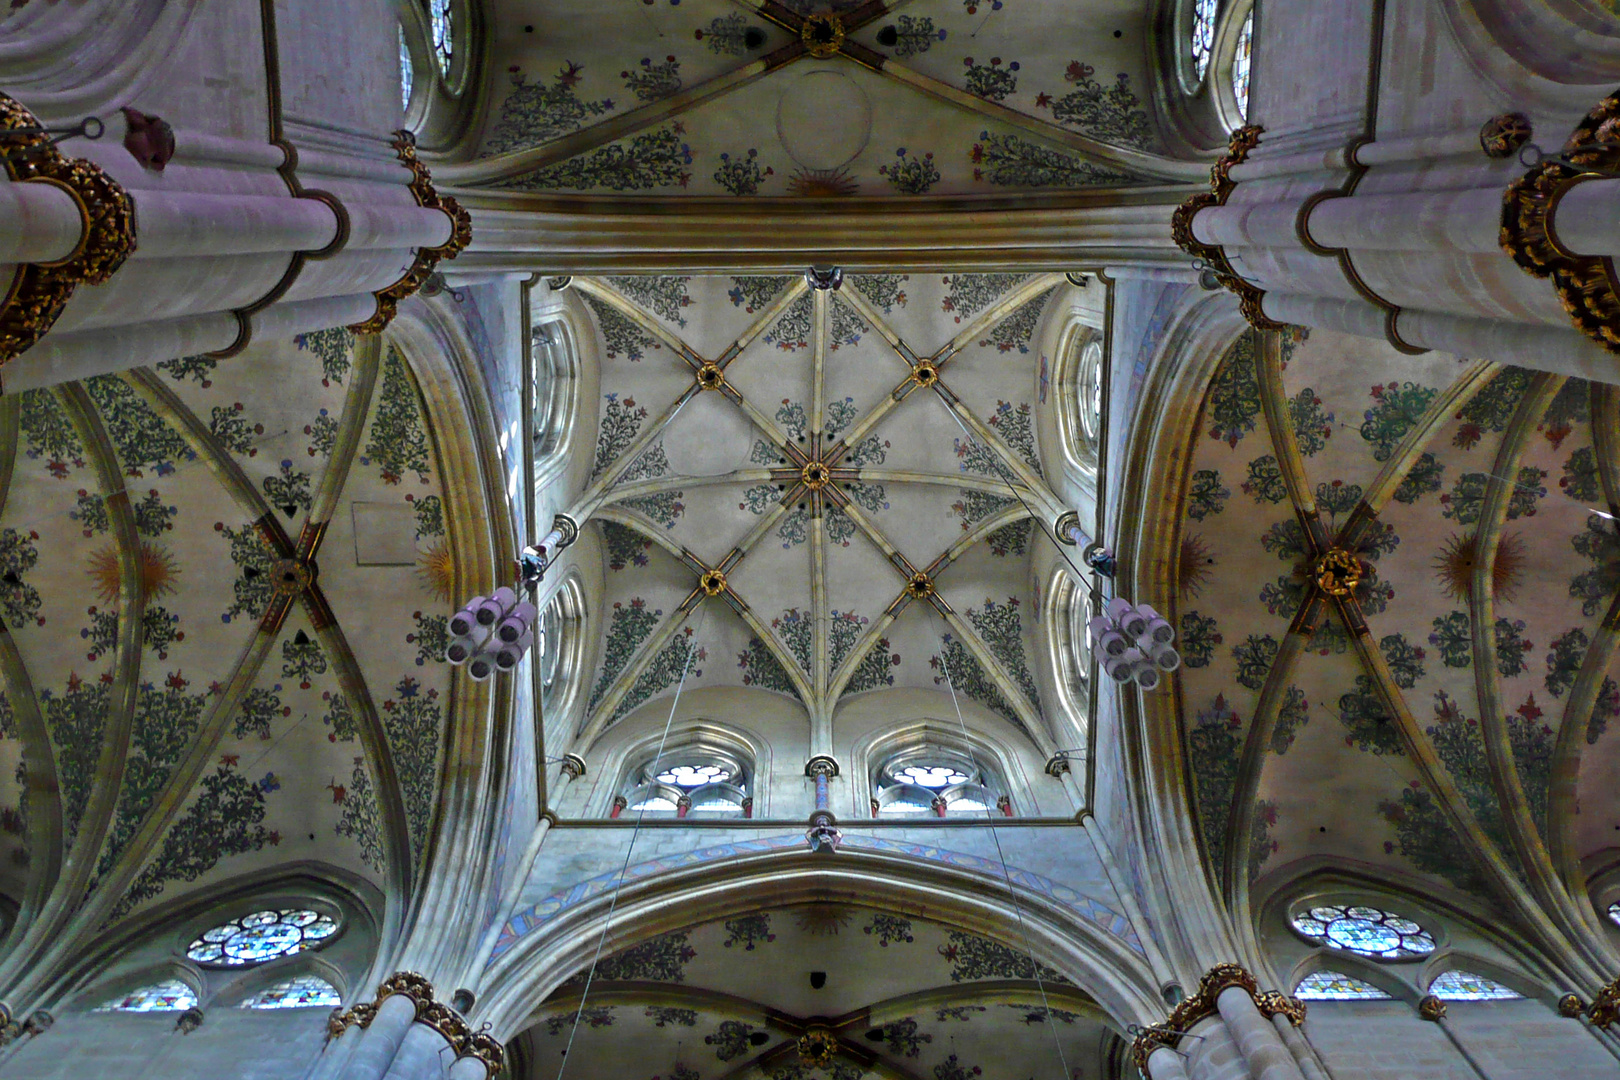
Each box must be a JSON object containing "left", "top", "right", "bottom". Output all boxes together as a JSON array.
[
  {"left": 1091, "top": 597, "right": 1179, "bottom": 691},
  {"left": 446, "top": 586, "right": 537, "bottom": 682}
]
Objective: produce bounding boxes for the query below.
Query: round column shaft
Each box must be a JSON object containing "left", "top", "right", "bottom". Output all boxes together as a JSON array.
[
  {"left": 339, "top": 993, "right": 418, "bottom": 1080},
  {"left": 1551, "top": 178, "right": 1620, "bottom": 259},
  {"left": 1216, "top": 986, "right": 1307, "bottom": 1080},
  {"left": 0, "top": 181, "right": 84, "bottom": 263}
]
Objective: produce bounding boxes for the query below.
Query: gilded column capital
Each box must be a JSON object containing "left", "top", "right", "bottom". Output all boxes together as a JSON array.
[
  {"left": 1501, "top": 91, "right": 1620, "bottom": 355},
  {"left": 349, "top": 130, "right": 473, "bottom": 335},
  {"left": 327, "top": 971, "right": 506, "bottom": 1076},
  {"left": 0, "top": 93, "right": 137, "bottom": 364},
  {"left": 805, "top": 755, "right": 840, "bottom": 779},
  {"left": 1588, "top": 976, "right": 1620, "bottom": 1029},
  {"left": 1170, "top": 125, "right": 1281, "bottom": 333},
  {"left": 1417, "top": 995, "right": 1447, "bottom": 1022},
  {"left": 1129, "top": 963, "right": 1297, "bottom": 1073}
]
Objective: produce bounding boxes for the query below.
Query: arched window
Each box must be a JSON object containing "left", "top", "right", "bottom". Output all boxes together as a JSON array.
[
  {"left": 539, "top": 595, "right": 563, "bottom": 693},
  {"left": 398, "top": 25, "right": 414, "bottom": 111},
  {"left": 1294, "top": 971, "right": 1391, "bottom": 1000},
  {"left": 241, "top": 974, "right": 344, "bottom": 1009},
  {"left": 1231, "top": 10, "right": 1253, "bottom": 120},
  {"left": 428, "top": 0, "right": 453, "bottom": 75},
  {"left": 873, "top": 748, "right": 1007, "bottom": 817},
  {"left": 1191, "top": 0, "right": 1219, "bottom": 82},
  {"left": 1608, "top": 900, "right": 1620, "bottom": 928},
  {"left": 620, "top": 748, "right": 751, "bottom": 818},
  {"left": 1077, "top": 338, "right": 1103, "bottom": 446},
  {"left": 1429, "top": 970, "right": 1522, "bottom": 1001},
  {"left": 185, "top": 908, "right": 341, "bottom": 967},
  {"left": 95, "top": 979, "right": 198, "bottom": 1013},
  {"left": 1290, "top": 904, "right": 1435, "bottom": 960}
]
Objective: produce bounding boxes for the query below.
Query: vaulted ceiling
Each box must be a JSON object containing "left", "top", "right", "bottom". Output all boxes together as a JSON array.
[
  {"left": 0, "top": 330, "right": 457, "bottom": 953},
  {"left": 509, "top": 904, "right": 1120, "bottom": 1080},
  {"left": 442, "top": 0, "right": 1205, "bottom": 198},
  {"left": 566, "top": 272, "right": 1087, "bottom": 755},
  {"left": 1174, "top": 326, "right": 1620, "bottom": 939}
]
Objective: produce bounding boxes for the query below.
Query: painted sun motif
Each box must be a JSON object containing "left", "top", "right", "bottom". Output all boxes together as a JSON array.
[
  {"left": 794, "top": 904, "right": 853, "bottom": 936},
  {"left": 88, "top": 542, "right": 179, "bottom": 604},
  {"left": 1432, "top": 532, "right": 1525, "bottom": 602},
  {"left": 416, "top": 538, "right": 455, "bottom": 603},
  {"left": 786, "top": 166, "right": 858, "bottom": 197},
  {"left": 1178, "top": 533, "right": 1216, "bottom": 599}
]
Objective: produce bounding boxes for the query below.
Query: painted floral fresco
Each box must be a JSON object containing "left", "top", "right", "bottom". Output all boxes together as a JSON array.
[{"left": 1174, "top": 325, "right": 1620, "bottom": 907}]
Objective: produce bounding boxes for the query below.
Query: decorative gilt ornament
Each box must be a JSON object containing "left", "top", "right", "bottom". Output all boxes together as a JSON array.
[
  {"left": 326, "top": 972, "right": 505, "bottom": 1077},
  {"left": 1589, "top": 976, "right": 1620, "bottom": 1029},
  {"left": 1313, "top": 548, "right": 1362, "bottom": 597},
  {"left": 1559, "top": 993, "right": 1587, "bottom": 1018},
  {"left": 699, "top": 568, "right": 728, "bottom": 597},
  {"left": 1131, "top": 963, "right": 1281, "bottom": 1073},
  {"left": 560, "top": 753, "right": 587, "bottom": 780},
  {"left": 270, "top": 557, "right": 315, "bottom": 597},
  {"left": 1501, "top": 93, "right": 1620, "bottom": 355},
  {"left": 1170, "top": 126, "right": 1281, "bottom": 332},
  {"left": 1418, "top": 995, "right": 1447, "bottom": 1022},
  {"left": 1254, "top": 990, "right": 1307, "bottom": 1026},
  {"left": 0, "top": 93, "right": 137, "bottom": 364},
  {"left": 696, "top": 362, "right": 726, "bottom": 392},
  {"left": 804, "top": 755, "right": 840, "bottom": 778},
  {"left": 350, "top": 131, "right": 472, "bottom": 334},
  {"left": 905, "top": 572, "right": 935, "bottom": 600},
  {"left": 910, "top": 359, "right": 941, "bottom": 388},
  {"left": 1044, "top": 754, "right": 1072, "bottom": 777},
  {"left": 801, "top": 13, "right": 845, "bottom": 57},
  {"left": 1479, "top": 113, "right": 1532, "bottom": 159},
  {"left": 801, "top": 460, "right": 830, "bottom": 490},
  {"left": 797, "top": 1024, "right": 839, "bottom": 1067}
]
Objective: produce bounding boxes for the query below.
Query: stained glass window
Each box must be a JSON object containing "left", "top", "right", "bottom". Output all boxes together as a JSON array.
[
  {"left": 876, "top": 754, "right": 1001, "bottom": 816},
  {"left": 186, "top": 909, "right": 341, "bottom": 967},
  {"left": 1294, "top": 971, "right": 1392, "bottom": 1000},
  {"left": 1430, "top": 970, "right": 1522, "bottom": 1001},
  {"left": 95, "top": 979, "right": 198, "bottom": 1012},
  {"left": 399, "top": 26, "right": 413, "bottom": 110},
  {"left": 1232, "top": 10, "right": 1253, "bottom": 120},
  {"left": 539, "top": 597, "right": 562, "bottom": 690},
  {"left": 429, "top": 0, "right": 453, "bottom": 74},
  {"left": 1291, "top": 904, "right": 1435, "bottom": 959},
  {"left": 656, "top": 763, "right": 732, "bottom": 787},
  {"left": 1078, "top": 339, "right": 1104, "bottom": 444},
  {"left": 627, "top": 794, "right": 678, "bottom": 812},
  {"left": 1608, "top": 901, "right": 1620, "bottom": 928},
  {"left": 242, "top": 974, "right": 343, "bottom": 1009},
  {"left": 1191, "top": 0, "right": 1219, "bottom": 82}
]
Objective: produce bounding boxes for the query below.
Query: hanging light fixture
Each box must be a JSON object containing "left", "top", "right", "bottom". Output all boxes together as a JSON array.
[{"left": 1090, "top": 597, "right": 1179, "bottom": 691}]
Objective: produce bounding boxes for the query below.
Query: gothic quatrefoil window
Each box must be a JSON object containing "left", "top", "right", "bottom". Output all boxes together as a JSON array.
[
  {"left": 874, "top": 750, "right": 1006, "bottom": 817},
  {"left": 1290, "top": 904, "right": 1435, "bottom": 960},
  {"left": 186, "top": 908, "right": 341, "bottom": 967},
  {"left": 622, "top": 750, "right": 750, "bottom": 816}
]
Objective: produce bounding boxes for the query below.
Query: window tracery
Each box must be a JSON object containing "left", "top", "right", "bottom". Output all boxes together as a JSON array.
[
  {"left": 1429, "top": 970, "right": 1521, "bottom": 1001},
  {"left": 873, "top": 748, "right": 1006, "bottom": 817},
  {"left": 399, "top": 24, "right": 413, "bottom": 110},
  {"left": 1290, "top": 903, "right": 1434, "bottom": 959},
  {"left": 1294, "top": 971, "right": 1391, "bottom": 1000},
  {"left": 241, "top": 974, "right": 343, "bottom": 1009},
  {"left": 1191, "top": 0, "right": 1219, "bottom": 82},
  {"left": 1232, "top": 11, "right": 1253, "bottom": 120},
  {"left": 185, "top": 908, "right": 341, "bottom": 967},
  {"left": 1608, "top": 900, "right": 1620, "bottom": 929},
  {"left": 428, "top": 0, "right": 453, "bottom": 75},
  {"left": 95, "top": 979, "right": 198, "bottom": 1012},
  {"left": 620, "top": 748, "right": 750, "bottom": 817}
]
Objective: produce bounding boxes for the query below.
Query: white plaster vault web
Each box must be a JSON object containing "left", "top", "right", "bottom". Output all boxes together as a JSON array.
[{"left": 570, "top": 273, "right": 1071, "bottom": 754}]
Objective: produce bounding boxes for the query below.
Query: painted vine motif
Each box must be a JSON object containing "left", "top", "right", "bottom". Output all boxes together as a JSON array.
[
  {"left": 111, "top": 759, "right": 282, "bottom": 920},
  {"left": 1187, "top": 694, "right": 1241, "bottom": 879},
  {"left": 332, "top": 757, "right": 386, "bottom": 872},
  {"left": 722, "top": 913, "right": 776, "bottom": 949},
  {"left": 506, "top": 126, "right": 693, "bottom": 191},
  {"left": 363, "top": 347, "right": 432, "bottom": 485},
  {"left": 485, "top": 62, "right": 615, "bottom": 155},
  {"left": 1041, "top": 62, "right": 1153, "bottom": 149},
  {"left": 1206, "top": 333, "right": 1261, "bottom": 447},
  {"left": 1361, "top": 381, "right": 1437, "bottom": 461},
  {"left": 964, "top": 597, "right": 1039, "bottom": 706},
  {"left": 931, "top": 634, "right": 1021, "bottom": 728},
  {"left": 381, "top": 676, "right": 442, "bottom": 865},
  {"left": 585, "top": 294, "right": 660, "bottom": 362},
  {"left": 608, "top": 276, "right": 693, "bottom": 327},
  {"left": 962, "top": 56, "right": 1019, "bottom": 101},
  {"left": 981, "top": 287, "right": 1054, "bottom": 353},
  {"left": 19, "top": 389, "right": 85, "bottom": 478},
  {"left": 851, "top": 274, "right": 909, "bottom": 313},
  {"left": 939, "top": 930, "right": 1066, "bottom": 983},
  {"left": 882, "top": 14, "right": 945, "bottom": 57},
  {"left": 611, "top": 631, "right": 704, "bottom": 724},
  {"left": 84, "top": 375, "right": 196, "bottom": 477},
  {"left": 623, "top": 55, "right": 681, "bottom": 101},
  {"left": 588, "top": 599, "right": 661, "bottom": 712},
  {"left": 209, "top": 403, "right": 263, "bottom": 458},
  {"left": 592, "top": 931, "right": 696, "bottom": 982},
  {"left": 706, "top": 1019, "right": 757, "bottom": 1060},
  {"left": 41, "top": 674, "right": 107, "bottom": 848},
  {"left": 96, "top": 675, "right": 210, "bottom": 881},
  {"left": 294, "top": 327, "right": 353, "bottom": 385},
  {"left": 216, "top": 521, "right": 277, "bottom": 624},
  {"left": 1271, "top": 687, "right": 1309, "bottom": 753},
  {"left": 1453, "top": 366, "right": 1531, "bottom": 449},
  {"left": 879, "top": 148, "right": 940, "bottom": 194},
  {"left": 737, "top": 637, "right": 797, "bottom": 697},
  {"left": 970, "top": 131, "right": 1130, "bottom": 188},
  {"left": 1179, "top": 612, "right": 1221, "bottom": 668},
  {"left": 0, "top": 528, "right": 42, "bottom": 627},
  {"left": 714, "top": 149, "right": 773, "bottom": 196},
  {"left": 1187, "top": 469, "right": 1229, "bottom": 520}
]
